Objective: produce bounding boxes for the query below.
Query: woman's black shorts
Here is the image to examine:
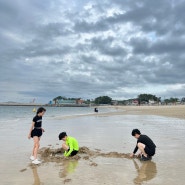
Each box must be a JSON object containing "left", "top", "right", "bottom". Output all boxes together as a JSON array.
[{"left": 31, "top": 128, "right": 42, "bottom": 138}]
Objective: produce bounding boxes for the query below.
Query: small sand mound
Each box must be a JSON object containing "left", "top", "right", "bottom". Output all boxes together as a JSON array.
[
  {"left": 39, "top": 147, "right": 64, "bottom": 158},
  {"left": 98, "top": 152, "right": 131, "bottom": 159},
  {"left": 78, "top": 146, "right": 90, "bottom": 154},
  {"left": 78, "top": 146, "right": 98, "bottom": 156}
]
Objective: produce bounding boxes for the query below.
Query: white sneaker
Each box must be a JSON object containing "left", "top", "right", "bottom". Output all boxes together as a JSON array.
[
  {"left": 32, "top": 159, "right": 41, "bottom": 165},
  {"left": 30, "top": 155, "right": 35, "bottom": 161}
]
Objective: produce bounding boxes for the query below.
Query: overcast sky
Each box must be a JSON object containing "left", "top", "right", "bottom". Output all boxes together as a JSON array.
[{"left": 1, "top": 0, "right": 185, "bottom": 103}]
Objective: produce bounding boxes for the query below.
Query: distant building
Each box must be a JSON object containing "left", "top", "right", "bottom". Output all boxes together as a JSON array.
[
  {"left": 58, "top": 99, "right": 76, "bottom": 104},
  {"left": 76, "top": 99, "right": 84, "bottom": 104},
  {"left": 48, "top": 98, "right": 85, "bottom": 105},
  {"left": 181, "top": 97, "right": 185, "bottom": 104},
  {"left": 149, "top": 100, "right": 155, "bottom": 105},
  {"left": 48, "top": 101, "right": 52, "bottom": 105},
  {"left": 111, "top": 100, "right": 118, "bottom": 105},
  {"left": 132, "top": 99, "right": 139, "bottom": 105}
]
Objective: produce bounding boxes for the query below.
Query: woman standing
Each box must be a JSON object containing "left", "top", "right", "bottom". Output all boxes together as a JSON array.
[{"left": 28, "top": 107, "right": 46, "bottom": 164}]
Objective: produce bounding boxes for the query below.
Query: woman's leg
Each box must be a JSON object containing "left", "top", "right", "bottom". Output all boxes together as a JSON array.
[{"left": 33, "top": 136, "right": 40, "bottom": 159}]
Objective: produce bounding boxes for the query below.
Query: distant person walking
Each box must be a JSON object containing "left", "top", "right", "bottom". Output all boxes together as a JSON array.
[
  {"left": 94, "top": 107, "right": 98, "bottom": 113},
  {"left": 28, "top": 107, "right": 46, "bottom": 164},
  {"left": 130, "top": 129, "right": 156, "bottom": 161},
  {"left": 58, "top": 132, "right": 79, "bottom": 157}
]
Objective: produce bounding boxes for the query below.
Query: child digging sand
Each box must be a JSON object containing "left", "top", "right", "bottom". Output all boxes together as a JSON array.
[{"left": 58, "top": 132, "right": 79, "bottom": 157}]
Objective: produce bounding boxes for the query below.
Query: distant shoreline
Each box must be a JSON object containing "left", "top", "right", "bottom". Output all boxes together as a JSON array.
[
  {"left": 0, "top": 102, "right": 89, "bottom": 107},
  {"left": 1, "top": 103, "right": 185, "bottom": 120},
  {"left": 0, "top": 103, "right": 44, "bottom": 106}
]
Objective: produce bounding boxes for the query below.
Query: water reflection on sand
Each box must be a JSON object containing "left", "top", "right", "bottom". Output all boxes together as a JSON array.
[
  {"left": 31, "top": 166, "right": 43, "bottom": 185},
  {"left": 132, "top": 160, "right": 157, "bottom": 185},
  {"left": 59, "top": 160, "right": 78, "bottom": 178}
]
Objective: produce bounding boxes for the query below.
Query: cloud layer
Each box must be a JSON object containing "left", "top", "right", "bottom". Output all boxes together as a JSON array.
[{"left": 1, "top": 0, "right": 185, "bottom": 103}]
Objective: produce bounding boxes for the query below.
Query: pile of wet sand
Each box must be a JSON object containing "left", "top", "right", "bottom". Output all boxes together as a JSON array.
[{"left": 37, "top": 146, "right": 133, "bottom": 164}]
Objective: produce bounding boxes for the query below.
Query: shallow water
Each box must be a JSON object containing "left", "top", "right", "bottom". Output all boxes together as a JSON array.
[{"left": 0, "top": 106, "right": 185, "bottom": 185}]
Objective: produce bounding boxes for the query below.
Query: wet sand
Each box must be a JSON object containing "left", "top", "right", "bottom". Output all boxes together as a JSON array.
[
  {"left": 20, "top": 146, "right": 156, "bottom": 185},
  {"left": 1, "top": 105, "right": 185, "bottom": 185}
]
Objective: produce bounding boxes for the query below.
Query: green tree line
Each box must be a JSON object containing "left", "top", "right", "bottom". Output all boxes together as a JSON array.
[{"left": 52, "top": 94, "right": 183, "bottom": 105}]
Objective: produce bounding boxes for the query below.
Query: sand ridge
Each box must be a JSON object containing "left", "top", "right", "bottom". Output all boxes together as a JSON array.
[{"left": 37, "top": 146, "right": 133, "bottom": 164}]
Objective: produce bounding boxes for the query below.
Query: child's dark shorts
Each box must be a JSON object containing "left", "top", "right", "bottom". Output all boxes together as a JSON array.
[
  {"left": 31, "top": 128, "right": 42, "bottom": 138},
  {"left": 67, "top": 149, "right": 78, "bottom": 156},
  {"left": 144, "top": 146, "right": 155, "bottom": 156}
]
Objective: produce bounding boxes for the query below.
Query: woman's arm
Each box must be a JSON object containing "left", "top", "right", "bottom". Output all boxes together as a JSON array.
[{"left": 28, "top": 121, "right": 35, "bottom": 139}]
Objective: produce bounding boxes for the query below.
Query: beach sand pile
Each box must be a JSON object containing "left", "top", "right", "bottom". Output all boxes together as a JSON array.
[{"left": 37, "top": 146, "right": 133, "bottom": 164}]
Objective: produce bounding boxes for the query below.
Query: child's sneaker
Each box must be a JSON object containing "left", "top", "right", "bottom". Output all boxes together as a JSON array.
[
  {"left": 30, "top": 155, "right": 35, "bottom": 161},
  {"left": 32, "top": 159, "right": 41, "bottom": 164}
]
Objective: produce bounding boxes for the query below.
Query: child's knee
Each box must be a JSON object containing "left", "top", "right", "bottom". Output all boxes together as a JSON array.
[
  {"left": 62, "top": 143, "right": 69, "bottom": 150},
  {"left": 137, "top": 142, "right": 144, "bottom": 148},
  {"left": 62, "top": 143, "right": 66, "bottom": 148}
]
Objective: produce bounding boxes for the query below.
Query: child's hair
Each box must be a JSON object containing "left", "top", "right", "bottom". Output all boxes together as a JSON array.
[
  {"left": 131, "top": 129, "right": 141, "bottom": 136},
  {"left": 36, "top": 107, "right": 46, "bottom": 114},
  {"left": 58, "top": 132, "right": 67, "bottom": 140}
]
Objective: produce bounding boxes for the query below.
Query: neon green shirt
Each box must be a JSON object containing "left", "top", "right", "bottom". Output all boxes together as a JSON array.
[{"left": 64, "top": 136, "right": 79, "bottom": 157}]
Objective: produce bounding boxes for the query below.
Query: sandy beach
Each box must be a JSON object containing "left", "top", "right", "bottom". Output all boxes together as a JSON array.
[
  {"left": 1, "top": 105, "right": 185, "bottom": 185},
  {"left": 120, "top": 105, "right": 185, "bottom": 120},
  {"left": 98, "top": 104, "right": 185, "bottom": 120}
]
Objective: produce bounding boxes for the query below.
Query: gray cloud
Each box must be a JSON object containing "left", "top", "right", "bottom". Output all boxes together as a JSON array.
[{"left": 1, "top": 0, "right": 185, "bottom": 103}]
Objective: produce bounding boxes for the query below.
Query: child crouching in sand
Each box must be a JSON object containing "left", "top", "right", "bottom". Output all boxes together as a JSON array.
[{"left": 58, "top": 132, "right": 79, "bottom": 157}]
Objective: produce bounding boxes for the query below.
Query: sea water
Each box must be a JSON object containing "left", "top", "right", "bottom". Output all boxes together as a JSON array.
[{"left": 0, "top": 105, "right": 116, "bottom": 121}]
